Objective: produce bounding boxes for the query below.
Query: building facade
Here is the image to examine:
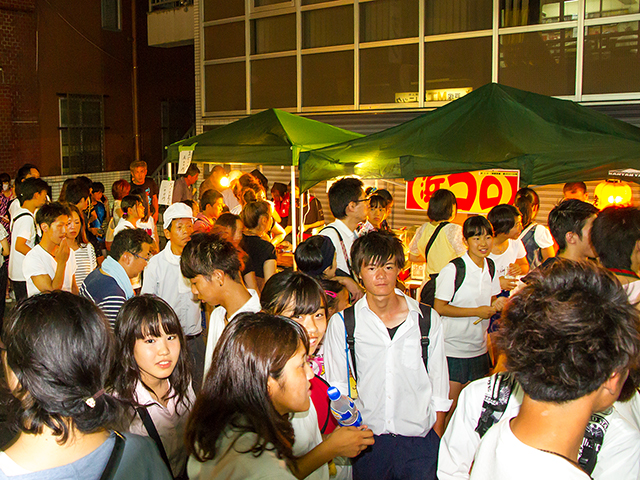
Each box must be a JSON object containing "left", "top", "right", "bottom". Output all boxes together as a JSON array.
[
  {"left": 0, "top": 0, "right": 195, "bottom": 177},
  {"left": 196, "top": 0, "right": 640, "bottom": 131}
]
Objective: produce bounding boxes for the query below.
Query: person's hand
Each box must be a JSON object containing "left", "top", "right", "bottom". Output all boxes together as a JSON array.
[
  {"left": 499, "top": 276, "right": 517, "bottom": 291},
  {"left": 475, "top": 305, "right": 496, "bottom": 319},
  {"left": 340, "top": 277, "right": 365, "bottom": 302},
  {"left": 326, "top": 426, "right": 375, "bottom": 458},
  {"left": 507, "top": 263, "right": 523, "bottom": 277},
  {"left": 56, "top": 239, "right": 70, "bottom": 264},
  {"left": 492, "top": 297, "right": 508, "bottom": 312}
]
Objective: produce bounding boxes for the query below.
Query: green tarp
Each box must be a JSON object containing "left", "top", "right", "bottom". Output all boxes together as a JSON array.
[
  {"left": 166, "top": 108, "right": 363, "bottom": 167},
  {"left": 299, "top": 83, "right": 640, "bottom": 191}
]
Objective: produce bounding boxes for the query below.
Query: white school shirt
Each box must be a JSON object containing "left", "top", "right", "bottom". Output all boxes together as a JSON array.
[
  {"left": 439, "top": 375, "right": 640, "bottom": 480},
  {"left": 469, "top": 417, "right": 590, "bottom": 480},
  {"left": 8, "top": 207, "right": 37, "bottom": 281},
  {"left": 320, "top": 219, "right": 355, "bottom": 276},
  {"left": 22, "top": 244, "right": 77, "bottom": 297},
  {"left": 435, "top": 253, "right": 501, "bottom": 358},
  {"left": 141, "top": 242, "right": 202, "bottom": 336},
  {"left": 324, "top": 290, "right": 452, "bottom": 437},
  {"left": 203, "top": 289, "right": 261, "bottom": 377},
  {"left": 488, "top": 238, "right": 527, "bottom": 279},
  {"left": 291, "top": 402, "right": 330, "bottom": 480},
  {"left": 128, "top": 380, "right": 196, "bottom": 478},
  {"left": 519, "top": 223, "right": 554, "bottom": 249}
]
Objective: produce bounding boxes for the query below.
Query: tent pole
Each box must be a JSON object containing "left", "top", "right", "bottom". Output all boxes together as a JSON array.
[
  {"left": 291, "top": 166, "right": 297, "bottom": 259},
  {"left": 299, "top": 190, "right": 305, "bottom": 248}
]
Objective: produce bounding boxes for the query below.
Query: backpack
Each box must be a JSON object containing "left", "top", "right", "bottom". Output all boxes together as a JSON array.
[
  {"left": 421, "top": 256, "right": 496, "bottom": 307},
  {"left": 475, "top": 372, "right": 608, "bottom": 476},
  {"left": 342, "top": 302, "right": 432, "bottom": 381},
  {"left": 521, "top": 223, "right": 543, "bottom": 269}
]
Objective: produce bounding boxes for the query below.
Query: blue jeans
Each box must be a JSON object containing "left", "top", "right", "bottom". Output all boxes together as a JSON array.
[{"left": 353, "top": 428, "right": 440, "bottom": 480}]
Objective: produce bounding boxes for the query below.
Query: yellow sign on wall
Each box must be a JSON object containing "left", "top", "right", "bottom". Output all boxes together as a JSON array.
[{"left": 405, "top": 170, "right": 520, "bottom": 214}]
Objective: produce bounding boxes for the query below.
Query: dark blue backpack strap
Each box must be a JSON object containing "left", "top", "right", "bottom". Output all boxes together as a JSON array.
[
  {"left": 487, "top": 257, "right": 496, "bottom": 280},
  {"left": 450, "top": 256, "right": 466, "bottom": 303},
  {"left": 475, "top": 372, "right": 515, "bottom": 438}
]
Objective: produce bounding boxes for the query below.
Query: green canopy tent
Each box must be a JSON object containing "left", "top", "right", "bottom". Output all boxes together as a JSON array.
[
  {"left": 165, "top": 108, "right": 363, "bottom": 246},
  {"left": 299, "top": 83, "right": 640, "bottom": 191}
]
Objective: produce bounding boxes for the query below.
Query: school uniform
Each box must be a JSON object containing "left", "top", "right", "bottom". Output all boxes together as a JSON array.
[
  {"left": 324, "top": 290, "right": 451, "bottom": 480},
  {"left": 435, "top": 253, "right": 501, "bottom": 383}
]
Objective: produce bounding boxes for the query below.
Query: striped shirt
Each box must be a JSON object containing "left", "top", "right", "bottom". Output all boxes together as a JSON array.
[
  {"left": 74, "top": 243, "right": 97, "bottom": 288},
  {"left": 79, "top": 268, "right": 126, "bottom": 329}
]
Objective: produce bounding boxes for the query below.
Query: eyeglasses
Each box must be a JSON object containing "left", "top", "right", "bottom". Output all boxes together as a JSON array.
[{"left": 129, "top": 251, "right": 151, "bottom": 262}]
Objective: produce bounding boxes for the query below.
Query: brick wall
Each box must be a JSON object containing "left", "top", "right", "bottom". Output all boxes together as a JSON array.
[{"left": 0, "top": 0, "right": 38, "bottom": 176}]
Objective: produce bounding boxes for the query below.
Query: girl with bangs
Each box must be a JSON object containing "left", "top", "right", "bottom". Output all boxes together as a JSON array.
[
  {"left": 261, "top": 271, "right": 373, "bottom": 480},
  {"left": 111, "top": 294, "right": 195, "bottom": 480}
]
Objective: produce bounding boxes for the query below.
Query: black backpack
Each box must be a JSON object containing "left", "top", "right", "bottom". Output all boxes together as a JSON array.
[
  {"left": 475, "top": 372, "right": 608, "bottom": 476},
  {"left": 421, "top": 256, "right": 495, "bottom": 307},
  {"left": 342, "top": 302, "right": 432, "bottom": 381}
]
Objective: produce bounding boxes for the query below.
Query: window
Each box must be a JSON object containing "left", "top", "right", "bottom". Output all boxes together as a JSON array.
[
  {"left": 360, "top": 44, "right": 419, "bottom": 104},
  {"left": 303, "top": 6, "right": 354, "bottom": 48},
  {"left": 251, "top": 15, "right": 296, "bottom": 54},
  {"left": 101, "top": 0, "right": 121, "bottom": 31},
  {"left": 204, "top": 23, "right": 245, "bottom": 60},
  {"left": 361, "top": 0, "right": 419, "bottom": 42},
  {"left": 251, "top": 57, "right": 297, "bottom": 109},
  {"left": 59, "top": 95, "right": 105, "bottom": 175},
  {"left": 425, "top": 37, "right": 492, "bottom": 101},
  {"left": 426, "top": 0, "right": 492, "bottom": 35},
  {"left": 204, "top": 63, "right": 246, "bottom": 112},
  {"left": 583, "top": 22, "right": 640, "bottom": 94},
  {"left": 500, "top": 0, "right": 577, "bottom": 27},
  {"left": 499, "top": 28, "right": 577, "bottom": 96},
  {"left": 203, "top": 0, "right": 244, "bottom": 21},
  {"left": 302, "top": 51, "right": 354, "bottom": 106}
]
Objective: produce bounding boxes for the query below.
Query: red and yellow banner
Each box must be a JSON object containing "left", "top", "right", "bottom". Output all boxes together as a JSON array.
[{"left": 405, "top": 170, "right": 520, "bottom": 214}]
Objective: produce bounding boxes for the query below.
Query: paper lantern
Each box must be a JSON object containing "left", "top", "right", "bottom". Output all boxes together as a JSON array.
[{"left": 594, "top": 180, "right": 633, "bottom": 209}]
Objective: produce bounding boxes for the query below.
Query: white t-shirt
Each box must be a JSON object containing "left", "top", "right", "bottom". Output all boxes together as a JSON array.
[
  {"left": 439, "top": 374, "right": 640, "bottom": 480},
  {"left": 469, "top": 417, "right": 590, "bottom": 480},
  {"left": 22, "top": 244, "right": 77, "bottom": 297},
  {"left": 291, "top": 402, "right": 329, "bottom": 480},
  {"left": 623, "top": 280, "right": 640, "bottom": 305},
  {"left": 488, "top": 238, "right": 527, "bottom": 279},
  {"left": 113, "top": 218, "right": 136, "bottom": 237},
  {"left": 8, "top": 207, "right": 37, "bottom": 281},
  {"left": 435, "top": 253, "right": 501, "bottom": 358}
]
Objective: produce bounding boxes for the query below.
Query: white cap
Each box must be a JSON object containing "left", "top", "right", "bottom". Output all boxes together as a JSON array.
[{"left": 163, "top": 203, "right": 194, "bottom": 230}]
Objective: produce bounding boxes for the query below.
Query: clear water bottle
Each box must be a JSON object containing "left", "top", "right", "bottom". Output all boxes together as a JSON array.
[{"left": 327, "top": 386, "right": 362, "bottom": 427}]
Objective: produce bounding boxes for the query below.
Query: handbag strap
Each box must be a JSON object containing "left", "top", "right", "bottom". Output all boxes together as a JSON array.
[
  {"left": 99, "top": 431, "right": 126, "bottom": 480},
  {"left": 136, "top": 406, "right": 173, "bottom": 475},
  {"left": 424, "top": 222, "right": 449, "bottom": 262}
]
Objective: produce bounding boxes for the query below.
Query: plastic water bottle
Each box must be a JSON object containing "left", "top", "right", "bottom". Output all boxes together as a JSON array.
[{"left": 327, "top": 386, "right": 362, "bottom": 427}]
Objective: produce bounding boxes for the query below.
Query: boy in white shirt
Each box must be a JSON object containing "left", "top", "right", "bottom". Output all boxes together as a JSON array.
[
  {"left": 324, "top": 231, "right": 450, "bottom": 480},
  {"left": 470, "top": 260, "right": 640, "bottom": 480},
  {"left": 434, "top": 216, "right": 504, "bottom": 420},
  {"left": 180, "top": 232, "right": 261, "bottom": 378},
  {"left": 9, "top": 177, "right": 49, "bottom": 302},
  {"left": 22, "top": 202, "right": 77, "bottom": 297}
]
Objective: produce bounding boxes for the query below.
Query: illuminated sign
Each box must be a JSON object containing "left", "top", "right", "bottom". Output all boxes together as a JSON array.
[
  {"left": 425, "top": 87, "right": 473, "bottom": 102},
  {"left": 405, "top": 170, "right": 520, "bottom": 214}
]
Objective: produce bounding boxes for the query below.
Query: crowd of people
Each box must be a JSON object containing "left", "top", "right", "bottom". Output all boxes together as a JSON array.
[{"left": 0, "top": 162, "right": 637, "bottom": 480}]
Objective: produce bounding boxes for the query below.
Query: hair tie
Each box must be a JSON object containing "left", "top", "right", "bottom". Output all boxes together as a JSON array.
[
  {"left": 85, "top": 389, "right": 105, "bottom": 409},
  {"left": 324, "top": 290, "right": 337, "bottom": 298}
]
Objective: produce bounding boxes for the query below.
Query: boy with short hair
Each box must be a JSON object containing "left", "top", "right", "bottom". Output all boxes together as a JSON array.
[
  {"left": 320, "top": 177, "right": 368, "bottom": 301},
  {"left": 324, "top": 230, "right": 450, "bottom": 480},
  {"left": 141, "top": 202, "right": 205, "bottom": 388},
  {"left": 194, "top": 189, "right": 224, "bottom": 234},
  {"left": 22, "top": 202, "right": 77, "bottom": 297},
  {"left": 546, "top": 198, "right": 598, "bottom": 264},
  {"left": 469, "top": 260, "right": 640, "bottom": 479},
  {"left": 9, "top": 177, "right": 49, "bottom": 302},
  {"left": 563, "top": 181, "right": 589, "bottom": 201},
  {"left": 590, "top": 206, "right": 640, "bottom": 303},
  {"left": 180, "top": 232, "right": 260, "bottom": 377}
]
